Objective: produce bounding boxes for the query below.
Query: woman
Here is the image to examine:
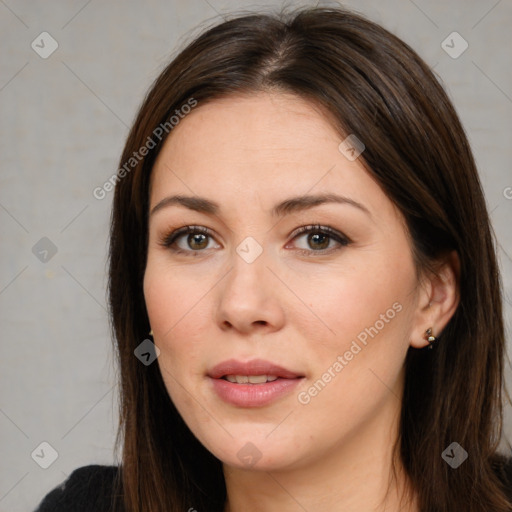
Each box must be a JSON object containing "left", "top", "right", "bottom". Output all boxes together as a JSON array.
[{"left": 36, "top": 5, "right": 512, "bottom": 512}]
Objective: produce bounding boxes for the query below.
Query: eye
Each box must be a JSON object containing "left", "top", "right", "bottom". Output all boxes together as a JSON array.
[
  {"left": 158, "top": 224, "right": 351, "bottom": 257},
  {"left": 287, "top": 224, "right": 351, "bottom": 255},
  {"left": 158, "top": 226, "right": 220, "bottom": 255}
]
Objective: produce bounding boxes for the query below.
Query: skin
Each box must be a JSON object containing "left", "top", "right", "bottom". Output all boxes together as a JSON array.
[{"left": 143, "top": 92, "right": 459, "bottom": 512}]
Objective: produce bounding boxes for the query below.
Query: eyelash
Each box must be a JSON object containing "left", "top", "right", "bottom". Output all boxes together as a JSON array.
[{"left": 158, "top": 224, "right": 351, "bottom": 257}]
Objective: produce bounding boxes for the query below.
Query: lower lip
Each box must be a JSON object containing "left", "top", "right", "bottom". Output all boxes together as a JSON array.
[{"left": 210, "top": 377, "right": 303, "bottom": 407}]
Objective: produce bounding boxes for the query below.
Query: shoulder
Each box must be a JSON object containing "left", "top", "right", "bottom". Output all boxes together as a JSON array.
[
  {"left": 491, "top": 453, "right": 512, "bottom": 501},
  {"left": 34, "top": 464, "right": 123, "bottom": 512}
]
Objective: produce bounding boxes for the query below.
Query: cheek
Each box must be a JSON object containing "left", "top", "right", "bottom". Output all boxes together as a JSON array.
[
  {"left": 144, "top": 267, "right": 208, "bottom": 418},
  {"left": 143, "top": 262, "right": 213, "bottom": 376},
  {"left": 288, "top": 251, "right": 416, "bottom": 349},
  {"left": 144, "top": 259, "right": 208, "bottom": 337},
  {"left": 290, "top": 254, "right": 416, "bottom": 422}
]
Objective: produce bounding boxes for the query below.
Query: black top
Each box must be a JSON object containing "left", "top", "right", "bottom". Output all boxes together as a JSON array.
[
  {"left": 34, "top": 465, "right": 122, "bottom": 512},
  {"left": 35, "top": 457, "right": 512, "bottom": 511}
]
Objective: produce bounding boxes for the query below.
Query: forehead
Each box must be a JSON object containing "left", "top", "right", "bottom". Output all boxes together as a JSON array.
[
  {"left": 155, "top": 92, "right": 339, "bottom": 168},
  {"left": 148, "top": 92, "right": 394, "bottom": 222}
]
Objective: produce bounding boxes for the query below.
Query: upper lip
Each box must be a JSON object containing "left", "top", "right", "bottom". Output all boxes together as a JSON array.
[{"left": 208, "top": 359, "right": 303, "bottom": 379}]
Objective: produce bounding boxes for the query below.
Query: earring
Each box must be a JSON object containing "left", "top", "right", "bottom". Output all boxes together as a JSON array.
[
  {"left": 425, "top": 328, "right": 437, "bottom": 349},
  {"left": 148, "top": 329, "right": 154, "bottom": 337}
]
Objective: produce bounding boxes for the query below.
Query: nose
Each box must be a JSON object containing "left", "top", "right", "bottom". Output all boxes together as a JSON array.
[{"left": 215, "top": 245, "right": 286, "bottom": 335}]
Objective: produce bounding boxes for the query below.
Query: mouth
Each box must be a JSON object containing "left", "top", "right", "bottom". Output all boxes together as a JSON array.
[
  {"left": 208, "top": 358, "right": 303, "bottom": 380},
  {"left": 208, "top": 359, "right": 304, "bottom": 407},
  {"left": 222, "top": 374, "right": 280, "bottom": 384}
]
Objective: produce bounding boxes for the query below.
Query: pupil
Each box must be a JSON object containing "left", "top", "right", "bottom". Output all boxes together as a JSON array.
[
  {"left": 189, "top": 233, "right": 208, "bottom": 250},
  {"left": 309, "top": 233, "right": 329, "bottom": 250}
]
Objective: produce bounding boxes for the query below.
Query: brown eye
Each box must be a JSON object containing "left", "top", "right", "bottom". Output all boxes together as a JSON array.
[
  {"left": 159, "top": 224, "right": 350, "bottom": 257},
  {"left": 289, "top": 224, "right": 351, "bottom": 255},
  {"left": 159, "top": 226, "right": 220, "bottom": 254},
  {"left": 187, "top": 233, "right": 209, "bottom": 250},
  {"left": 307, "top": 232, "right": 330, "bottom": 250}
]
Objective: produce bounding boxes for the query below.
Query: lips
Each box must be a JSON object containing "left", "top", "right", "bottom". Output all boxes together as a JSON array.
[
  {"left": 208, "top": 358, "right": 304, "bottom": 407},
  {"left": 208, "top": 358, "right": 303, "bottom": 380}
]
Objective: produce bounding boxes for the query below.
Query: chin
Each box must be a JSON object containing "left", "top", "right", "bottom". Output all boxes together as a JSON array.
[{"left": 204, "top": 434, "right": 303, "bottom": 472}]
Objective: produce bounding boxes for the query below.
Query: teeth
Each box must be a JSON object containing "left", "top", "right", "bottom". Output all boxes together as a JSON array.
[
  {"left": 247, "top": 375, "right": 268, "bottom": 384},
  {"left": 224, "top": 375, "right": 279, "bottom": 384}
]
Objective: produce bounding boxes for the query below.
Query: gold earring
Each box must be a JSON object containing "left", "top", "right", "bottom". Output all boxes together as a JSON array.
[
  {"left": 149, "top": 329, "right": 154, "bottom": 336},
  {"left": 425, "top": 327, "right": 437, "bottom": 349}
]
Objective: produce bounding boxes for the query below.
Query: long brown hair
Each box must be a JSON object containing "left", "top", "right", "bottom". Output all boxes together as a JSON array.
[{"left": 108, "top": 6, "right": 511, "bottom": 511}]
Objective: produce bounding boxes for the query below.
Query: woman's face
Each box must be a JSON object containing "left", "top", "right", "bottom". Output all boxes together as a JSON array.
[{"left": 144, "top": 92, "right": 424, "bottom": 471}]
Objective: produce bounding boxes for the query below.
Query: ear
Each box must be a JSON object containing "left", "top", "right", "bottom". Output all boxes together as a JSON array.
[{"left": 409, "top": 250, "right": 460, "bottom": 349}]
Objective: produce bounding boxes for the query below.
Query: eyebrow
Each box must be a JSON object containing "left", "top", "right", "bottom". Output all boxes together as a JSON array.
[{"left": 150, "top": 193, "right": 371, "bottom": 218}]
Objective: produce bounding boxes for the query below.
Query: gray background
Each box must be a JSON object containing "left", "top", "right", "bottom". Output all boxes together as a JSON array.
[{"left": 1, "top": 0, "right": 511, "bottom": 510}]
